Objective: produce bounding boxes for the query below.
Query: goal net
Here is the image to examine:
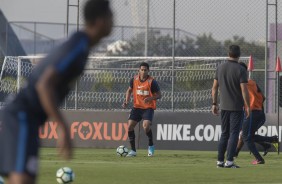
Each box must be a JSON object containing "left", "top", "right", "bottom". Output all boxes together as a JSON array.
[{"left": 0, "top": 56, "right": 250, "bottom": 112}]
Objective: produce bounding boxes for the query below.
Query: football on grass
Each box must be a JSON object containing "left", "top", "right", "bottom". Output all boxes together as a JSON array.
[
  {"left": 116, "top": 145, "right": 129, "bottom": 157},
  {"left": 56, "top": 167, "right": 75, "bottom": 183}
]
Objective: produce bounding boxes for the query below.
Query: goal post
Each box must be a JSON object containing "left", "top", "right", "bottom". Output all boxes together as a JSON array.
[{"left": 0, "top": 56, "right": 251, "bottom": 111}]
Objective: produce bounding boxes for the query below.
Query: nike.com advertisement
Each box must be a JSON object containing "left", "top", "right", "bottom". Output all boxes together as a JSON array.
[{"left": 38, "top": 111, "right": 281, "bottom": 151}]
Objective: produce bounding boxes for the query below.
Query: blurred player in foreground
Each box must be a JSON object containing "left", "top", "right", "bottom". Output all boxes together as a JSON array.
[
  {"left": 0, "top": 0, "right": 113, "bottom": 183},
  {"left": 235, "top": 62, "right": 278, "bottom": 165},
  {"left": 122, "top": 62, "right": 161, "bottom": 157}
]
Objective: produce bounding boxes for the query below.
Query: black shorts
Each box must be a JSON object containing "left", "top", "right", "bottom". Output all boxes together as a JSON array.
[
  {"left": 129, "top": 108, "right": 154, "bottom": 122},
  {"left": 0, "top": 109, "right": 40, "bottom": 177}
]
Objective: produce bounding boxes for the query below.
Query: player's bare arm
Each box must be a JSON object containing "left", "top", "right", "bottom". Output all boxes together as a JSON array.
[
  {"left": 122, "top": 86, "right": 133, "bottom": 108},
  {"left": 144, "top": 91, "right": 161, "bottom": 103},
  {"left": 211, "top": 79, "right": 219, "bottom": 115},
  {"left": 35, "top": 66, "right": 72, "bottom": 160},
  {"left": 240, "top": 83, "right": 250, "bottom": 118}
]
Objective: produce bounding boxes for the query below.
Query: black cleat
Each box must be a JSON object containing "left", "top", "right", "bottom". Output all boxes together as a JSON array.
[
  {"left": 262, "top": 144, "right": 271, "bottom": 156},
  {"left": 272, "top": 136, "right": 279, "bottom": 143},
  {"left": 217, "top": 161, "right": 224, "bottom": 168}
]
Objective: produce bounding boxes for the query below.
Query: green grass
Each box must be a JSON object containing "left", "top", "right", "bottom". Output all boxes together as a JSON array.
[{"left": 34, "top": 148, "right": 282, "bottom": 184}]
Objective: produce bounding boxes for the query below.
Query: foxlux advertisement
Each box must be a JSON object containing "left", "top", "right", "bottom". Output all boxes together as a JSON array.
[{"left": 39, "top": 111, "right": 281, "bottom": 151}]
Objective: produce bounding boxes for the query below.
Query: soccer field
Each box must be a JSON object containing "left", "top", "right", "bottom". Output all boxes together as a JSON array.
[{"left": 37, "top": 148, "right": 282, "bottom": 184}]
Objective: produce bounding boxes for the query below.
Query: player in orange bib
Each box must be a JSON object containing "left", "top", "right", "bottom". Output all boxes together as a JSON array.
[
  {"left": 122, "top": 62, "right": 161, "bottom": 157},
  {"left": 235, "top": 62, "right": 278, "bottom": 164}
]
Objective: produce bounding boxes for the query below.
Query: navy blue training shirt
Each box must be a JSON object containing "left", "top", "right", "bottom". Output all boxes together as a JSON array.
[{"left": 6, "top": 31, "right": 90, "bottom": 124}]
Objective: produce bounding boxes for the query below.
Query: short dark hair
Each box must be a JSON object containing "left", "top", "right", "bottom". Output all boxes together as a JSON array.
[
  {"left": 229, "top": 45, "right": 241, "bottom": 58},
  {"left": 84, "top": 0, "right": 112, "bottom": 23},
  {"left": 139, "top": 62, "right": 149, "bottom": 70},
  {"left": 239, "top": 62, "right": 247, "bottom": 70}
]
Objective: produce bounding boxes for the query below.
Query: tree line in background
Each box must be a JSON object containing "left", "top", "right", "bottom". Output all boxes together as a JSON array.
[{"left": 107, "top": 30, "right": 265, "bottom": 68}]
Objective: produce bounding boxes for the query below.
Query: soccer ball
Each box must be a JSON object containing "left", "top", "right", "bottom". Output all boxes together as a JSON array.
[
  {"left": 116, "top": 145, "right": 129, "bottom": 157},
  {"left": 56, "top": 167, "right": 75, "bottom": 184},
  {"left": 0, "top": 176, "right": 4, "bottom": 184}
]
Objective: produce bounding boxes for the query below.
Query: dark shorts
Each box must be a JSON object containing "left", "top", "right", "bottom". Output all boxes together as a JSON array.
[
  {"left": 0, "top": 109, "right": 39, "bottom": 177},
  {"left": 129, "top": 108, "right": 154, "bottom": 122}
]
